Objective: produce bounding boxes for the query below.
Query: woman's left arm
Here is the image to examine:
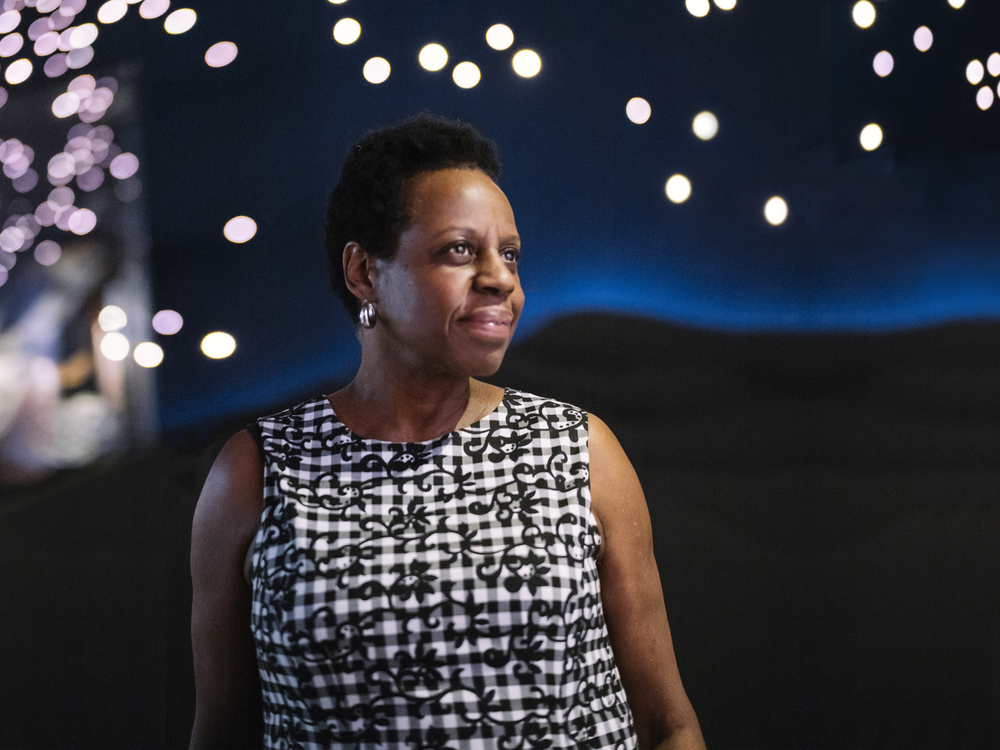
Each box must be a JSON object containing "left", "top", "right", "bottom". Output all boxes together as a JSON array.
[{"left": 589, "top": 414, "right": 707, "bottom": 750}]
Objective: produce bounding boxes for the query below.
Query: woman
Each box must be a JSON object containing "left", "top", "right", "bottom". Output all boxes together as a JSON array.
[{"left": 190, "top": 114, "right": 706, "bottom": 750}]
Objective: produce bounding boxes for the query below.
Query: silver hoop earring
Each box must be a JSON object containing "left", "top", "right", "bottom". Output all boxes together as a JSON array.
[{"left": 358, "top": 300, "right": 377, "bottom": 329}]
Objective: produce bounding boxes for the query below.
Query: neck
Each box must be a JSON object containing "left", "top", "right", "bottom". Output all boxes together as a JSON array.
[{"left": 329, "top": 348, "right": 491, "bottom": 442}]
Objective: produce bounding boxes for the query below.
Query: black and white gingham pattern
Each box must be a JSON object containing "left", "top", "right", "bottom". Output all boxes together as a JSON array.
[{"left": 251, "top": 389, "right": 637, "bottom": 749}]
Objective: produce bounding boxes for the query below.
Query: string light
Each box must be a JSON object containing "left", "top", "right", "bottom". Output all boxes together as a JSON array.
[
  {"left": 164, "top": 8, "right": 196, "bottom": 34},
  {"left": 625, "top": 97, "right": 650, "bottom": 124},
  {"left": 686, "top": 0, "right": 709, "bottom": 18},
  {"left": 511, "top": 50, "right": 540, "bottom": 78},
  {"left": 966, "top": 60, "right": 984, "bottom": 85},
  {"left": 764, "top": 197, "right": 788, "bottom": 226},
  {"left": 133, "top": 341, "right": 164, "bottom": 367},
  {"left": 913, "top": 26, "right": 933, "bottom": 52},
  {"left": 665, "top": 175, "right": 692, "bottom": 203},
  {"left": 859, "top": 123, "right": 882, "bottom": 151},
  {"left": 362, "top": 57, "right": 390, "bottom": 84},
  {"left": 852, "top": 1, "right": 875, "bottom": 29},
  {"left": 418, "top": 43, "right": 447, "bottom": 72},
  {"left": 333, "top": 17, "right": 360, "bottom": 45},
  {"left": 100, "top": 331, "right": 130, "bottom": 361},
  {"left": 452, "top": 61, "right": 480, "bottom": 88},
  {"left": 152, "top": 309, "right": 183, "bottom": 334},
  {"left": 486, "top": 24, "right": 513, "bottom": 51},
  {"left": 201, "top": 331, "right": 236, "bottom": 359},
  {"left": 223, "top": 215, "right": 257, "bottom": 243},
  {"left": 98, "top": 304, "right": 127, "bottom": 331},
  {"left": 873, "top": 51, "right": 893, "bottom": 77},
  {"left": 692, "top": 111, "right": 719, "bottom": 140}
]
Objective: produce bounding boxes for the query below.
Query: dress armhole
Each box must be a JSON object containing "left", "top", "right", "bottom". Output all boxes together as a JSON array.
[{"left": 245, "top": 421, "right": 264, "bottom": 462}]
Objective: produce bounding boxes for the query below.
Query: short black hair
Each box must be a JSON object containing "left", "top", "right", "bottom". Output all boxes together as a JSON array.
[{"left": 325, "top": 113, "right": 502, "bottom": 322}]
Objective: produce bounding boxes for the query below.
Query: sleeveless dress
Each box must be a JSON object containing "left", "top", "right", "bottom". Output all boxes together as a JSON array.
[{"left": 250, "top": 389, "right": 637, "bottom": 750}]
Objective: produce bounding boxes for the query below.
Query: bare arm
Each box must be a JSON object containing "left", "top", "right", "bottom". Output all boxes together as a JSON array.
[
  {"left": 589, "top": 414, "right": 706, "bottom": 750},
  {"left": 190, "top": 430, "right": 265, "bottom": 749}
]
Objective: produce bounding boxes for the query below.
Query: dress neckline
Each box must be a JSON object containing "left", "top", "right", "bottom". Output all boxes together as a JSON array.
[{"left": 321, "top": 387, "right": 510, "bottom": 445}]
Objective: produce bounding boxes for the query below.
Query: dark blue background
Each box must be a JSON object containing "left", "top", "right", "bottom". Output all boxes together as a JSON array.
[{"left": 97, "top": 0, "right": 1000, "bottom": 428}]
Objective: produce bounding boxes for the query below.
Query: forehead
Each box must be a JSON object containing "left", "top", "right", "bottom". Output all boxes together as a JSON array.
[{"left": 405, "top": 168, "right": 514, "bottom": 227}]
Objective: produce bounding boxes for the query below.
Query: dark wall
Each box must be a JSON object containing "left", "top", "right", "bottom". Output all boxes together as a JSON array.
[{"left": 2, "top": 313, "right": 999, "bottom": 749}]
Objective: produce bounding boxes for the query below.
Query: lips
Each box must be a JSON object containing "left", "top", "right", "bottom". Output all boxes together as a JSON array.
[{"left": 459, "top": 308, "right": 514, "bottom": 337}]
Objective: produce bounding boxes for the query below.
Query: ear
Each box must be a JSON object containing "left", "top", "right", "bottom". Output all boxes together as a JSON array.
[{"left": 343, "top": 242, "right": 378, "bottom": 302}]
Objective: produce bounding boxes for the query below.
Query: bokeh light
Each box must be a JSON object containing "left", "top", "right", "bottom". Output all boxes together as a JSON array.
[
  {"left": 988, "top": 53, "right": 1000, "bottom": 77},
  {"left": 860, "top": 123, "right": 883, "bottom": 151},
  {"left": 714, "top": 0, "right": 736, "bottom": 9},
  {"left": 947, "top": 0, "right": 965, "bottom": 7},
  {"left": 201, "top": 331, "right": 236, "bottom": 359},
  {"left": 418, "top": 43, "right": 447, "bottom": 71},
  {"left": 328, "top": 0, "right": 348, "bottom": 3},
  {"left": 69, "top": 23, "right": 98, "bottom": 48},
  {"left": 152, "top": 309, "right": 183, "bottom": 335},
  {"left": 852, "top": 1, "right": 875, "bottom": 28},
  {"left": 764, "top": 196, "right": 788, "bottom": 225},
  {"left": 333, "top": 17, "right": 360, "bottom": 45},
  {"left": 164, "top": 8, "right": 196, "bottom": 34},
  {"left": 100, "top": 331, "right": 130, "bottom": 361},
  {"left": 69, "top": 207, "right": 96, "bottom": 234},
  {"left": 97, "top": 1, "right": 128, "bottom": 23},
  {"left": 109, "top": 152, "right": 139, "bottom": 178},
  {"left": 139, "top": 0, "right": 170, "bottom": 20},
  {"left": 976, "top": 86, "right": 994, "bottom": 110},
  {"left": 486, "top": 24, "right": 513, "bottom": 50},
  {"left": 133, "top": 341, "right": 164, "bottom": 368},
  {"left": 0, "top": 32, "right": 24, "bottom": 57},
  {"left": 692, "top": 111, "right": 719, "bottom": 140},
  {"left": 665, "top": 174, "right": 692, "bottom": 203},
  {"left": 625, "top": 97, "right": 651, "bottom": 124},
  {"left": 363, "top": 57, "right": 390, "bottom": 84},
  {"left": 0, "top": 11, "right": 20, "bottom": 34},
  {"left": 224, "top": 215, "right": 257, "bottom": 243},
  {"left": 5, "top": 58, "right": 31, "bottom": 84},
  {"left": 205, "top": 41, "right": 237, "bottom": 67},
  {"left": 34, "top": 239, "right": 61, "bottom": 265},
  {"left": 0, "top": 266, "right": 7, "bottom": 287},
  {"left": 511, "top": 50, "right": 540, "bottom": 78},
  {"left": 452, "top": 61, "right": 480, "bottom": 88},
  {"left": 966, "top": 60, "right": 984, "bottom": 85},
  {"left": 98, "top": 304, "right": 127, "bottom": 331},
  {"left": 913, "top": 26, "right": 933, "bottom": 52},
  {"left": 873, "top": 50, "right": 893, "bottom": 77},
  {"left": 686, "top": 0, "right": 709, "bottom": 17}
]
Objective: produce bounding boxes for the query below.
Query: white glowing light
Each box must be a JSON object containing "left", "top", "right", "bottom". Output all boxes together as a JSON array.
[
  {"left": 852, "top": 1, "right": 875, "bottom": 28},
  {"left": 764, "top": 196, "right": 788, "bottom": 226},
  {"left": 692, "top": 111, "right": 719, "bottom": 140},
  {"left": 418, "top": 43, "right": 447, "bottom": 71},
  {"left": 97, "top": 1, "right": 128, "bottom": 23},
  {"left": 328, "top": 0, "right": 348, "bottom": 4},
  {"left": 34, "top": 239, "right": 61, "bottom": 266},
  {"left": 988, "top": 53, "right": 1000, "bottom": 77},
  {"left": 152, "top": 309, "right": 183, "bottom": 335},
  {"left": 362, "top": 56, "right": 390, "bottom": 84},
  {"left": 139, "top": 0, "right": 169, "bottom": 19},
  {"left": 0, "top": 267, "right": 7, "bottom": 286},
  {"left": 872, "top": 50, "right": 893, "bottom": 77},
  {"left": 34, "top": 31, "right": 58, "bottom": 56},
  {"left": 44, "top": 54, "right": 70, "bottom": 78},
  {"left": 860, "top": 123, "right": 883, "bottom": 151},
  {"left": 0, "top": 32, "right": 23, "bottom": 57},
  {"left": 665, "top": 174, "right": 692, "bottom": 204},
  {"left": 164, "top": 8, "right": 195, "bottom": 34},
  {"left": 914, "top": 26, "right": 933, "bottom": 52},
  {"left": 109, "top": 152, "right": 139, "bottom": 178},
  {"left": 511, "top": 50, "right": 540, "bottom": 78},
  {"left": 67, "top": 46, "right": 94, "bottom": 69},
  {"left": 714, "top": 0, "right": 736, "bottom": 8},
  {"left": 133, "top": 341, "right": 163, "bottom": 368},
  {"left": 100, "top": 331, "right": 130, "bottom": 361},
  {"left": 452, "top": 61, "right": 481, "bottom": 88},
  {"left": 332, "top": 17, "right": 360, "bottom": 45},
  {"left": 486, "top": 23, "right": 513, "bottom": 50},
  {"left": 68, "top": 207, "right": 96, "bottom": 234},
  {"left": 52, "top": 91, "right": 79, "bottom": 117},
  {"left": 69, "top": 22, "right": 97, "bottom": 48},
  {"left": 98, "top": 304, "right": 127, "bottom": 331},
  {"left": 224, "top": 215, "right": 257, "bottom": 243},
  {"left": 948, "top": 0, "right": 965, "bottom": 7},
  {"left": 0, "top": 11, "right": 20, "bottom": 34},
  {"left": 686, "top": 0, "right": 710, "bottom": 17},
  {"left": 0, "top": 227, "right": 25, "bottom": 252},
  {"left": 966, "top": 59, "right": 984, "bottom": 85},
  {"left": 625, "top": 97, "right": 651, "bottom": 124},
  {"left": 201, "top": 331, "right": 236, "bottom": 359},
  {"left": 5, "top": 58, "right": 31, "bottom": 84},
  {"left": 976, "top": 86, "right": 994, "bottom": 110},
  {"left": 205, "top": 41, "right": 237, "bottom": 67}
]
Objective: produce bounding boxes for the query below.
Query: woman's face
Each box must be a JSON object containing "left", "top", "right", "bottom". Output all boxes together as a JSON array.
[{"left": 368, "top": 168, "right": 524, "bottom": 379}]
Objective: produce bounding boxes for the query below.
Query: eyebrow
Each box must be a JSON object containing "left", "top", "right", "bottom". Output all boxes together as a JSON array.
[{"left": 431, "top": 227, "right": 521, "bottom": 245}]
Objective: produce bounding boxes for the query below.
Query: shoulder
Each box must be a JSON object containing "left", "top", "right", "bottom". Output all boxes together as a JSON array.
[
  {"left": 191, "top": 429, "right": 264, "bottom": 577},
  {"left": 258, "top": 396, "right": 331, "bottom": 431}
]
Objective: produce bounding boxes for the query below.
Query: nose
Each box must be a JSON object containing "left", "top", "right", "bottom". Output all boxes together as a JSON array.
[{"left": 474, "top": 247, "right": 516, "bottom": 297}]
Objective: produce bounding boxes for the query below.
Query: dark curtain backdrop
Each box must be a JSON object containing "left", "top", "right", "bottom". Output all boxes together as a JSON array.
[{"left": 2, "top": 312, "right": 998, "bottom": 749}]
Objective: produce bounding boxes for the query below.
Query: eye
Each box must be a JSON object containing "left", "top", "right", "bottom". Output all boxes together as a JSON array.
[
  {"left": 449, "top": 243, "right": 474, "bottom": 256},
  {"left": 501, "top": 247, "right": 520, "bottom": 264}
]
